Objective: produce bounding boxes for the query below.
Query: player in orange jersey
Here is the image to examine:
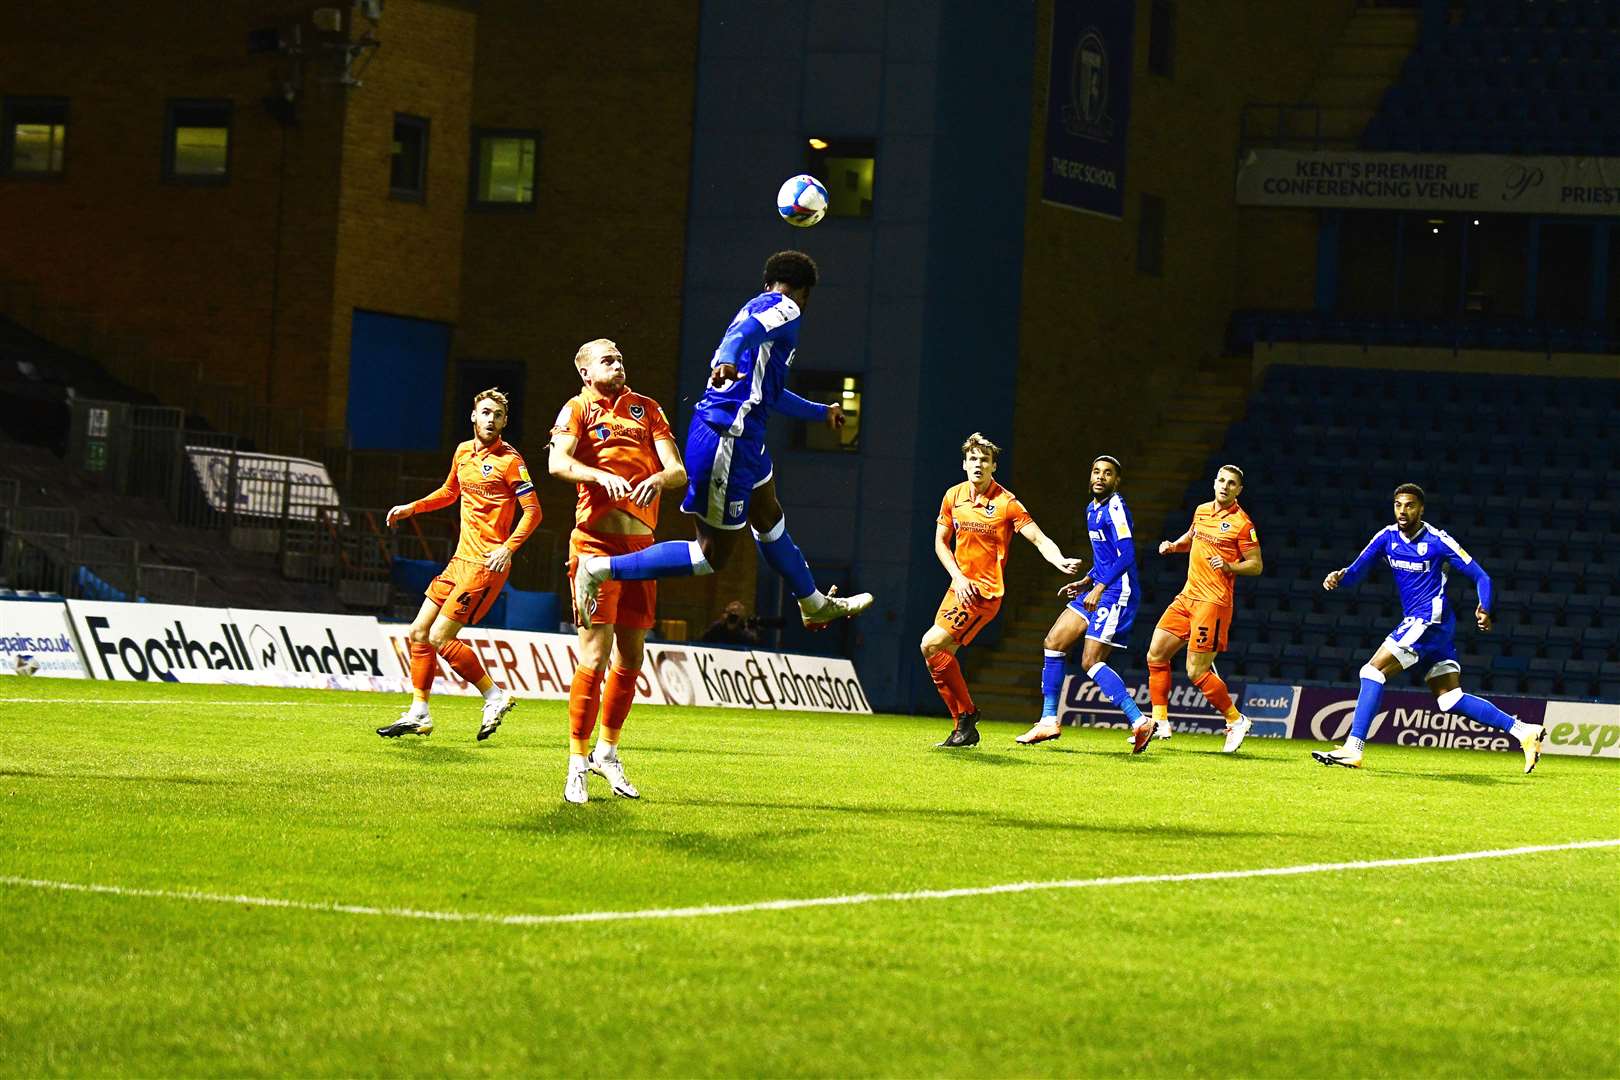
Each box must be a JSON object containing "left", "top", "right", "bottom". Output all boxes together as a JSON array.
[
  {"left": 377, "top": 387, "right": 541, "bottom": 741},
  {"left": 1141, "top": 464, "right": 1264, "bottom": 754},
  {"left": 927, "top": 433, "right": 1084, "bottom": 748},
  {"left": 549, "top": 338, "right": 686, "bottom": 804}
]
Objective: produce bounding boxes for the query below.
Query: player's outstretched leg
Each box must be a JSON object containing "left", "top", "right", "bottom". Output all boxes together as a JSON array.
[
  {"left": 435, "top": 636, "right": 511, "bottom": 741},
  {"left": 1434, "top": 685, "right": 1546, "bottom": 774},
  {"left": 751, "top": 513, "right": 873, "bottom": 629},
  {"left": 575, "top": 539, "right": 712, "bottom": 629},
  {"left": 380, "top": 601, "right": 442, "bottom": 737},
  {"left": 1187, "top": 662, "right": 1249, "bottom": 753}
]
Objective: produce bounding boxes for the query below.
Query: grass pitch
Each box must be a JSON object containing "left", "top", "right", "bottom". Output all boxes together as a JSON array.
[{"left": 0, "top": 680, "right": 1616, "bottom": 1078}]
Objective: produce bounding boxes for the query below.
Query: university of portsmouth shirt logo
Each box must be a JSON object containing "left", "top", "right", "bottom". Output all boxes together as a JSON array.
[{"left": 594, "top": 425, "right": 610, "bottom": 440}]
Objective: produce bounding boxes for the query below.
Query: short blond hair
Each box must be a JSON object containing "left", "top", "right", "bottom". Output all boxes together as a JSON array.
[
  {"left": 573, "top": 338, "right": 619, "bottom": 368},
  {"left": 960, "top": 432, "right": 1001, "bottom": 462},
  {"left": 472, "top": 387, "right": 510, "bottom": 413}
]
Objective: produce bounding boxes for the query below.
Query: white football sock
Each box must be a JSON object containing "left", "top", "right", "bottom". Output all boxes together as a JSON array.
[
  {"left": 1509, "top": 719, "right": 1537, "bottom": 741},
  {"left": 568, "top": 753, "right": 588, "bottom": 772},
  {"left": 480, "top": 683, "right": 502, "bottom": 703},
  {"left": 1345, "top": 736, "right": 1366, "bottom": 754},
  {"left": 797, "top": 589, "right": 829, "bottom": 611}
]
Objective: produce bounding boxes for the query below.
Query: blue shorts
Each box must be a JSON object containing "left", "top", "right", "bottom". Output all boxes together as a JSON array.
[
  {"left": 1067, "top": 584, "right": 1138, "bottom": 647},
  {"left": 1382, "top": 616, "right": 1461, "bottom": 678},
  {"left": 679, "top": 421, "right": 773, "bottom": 531}
]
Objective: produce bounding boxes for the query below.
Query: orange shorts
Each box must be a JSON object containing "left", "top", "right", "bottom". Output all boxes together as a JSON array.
[
  {"left": 1155, "top": 595, "right": 1233, "bottom": 654},
  {"left": 427, "top": 556, "right": 508, "bottom": 626},
  {"left": 569, "top": 529, "right": 656, "bottom": 629},
  {"left": 933, "top": 589, "right": 1002, "bottom": 647}
]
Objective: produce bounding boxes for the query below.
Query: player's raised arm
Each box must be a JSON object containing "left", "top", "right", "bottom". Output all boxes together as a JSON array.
[
  {"left": 1016, "top": 521, "right": 1084, "bottom": 576},
  {"left": 387, "top": 455, "right": 461, "bottom": 527},
  {"left": 775, "top": 387, "right": 833, "bottom": 424},
  {"left": 1328, "top": 529, "right": 1389, "bottom": 591},
  {"left": 1158, "top": 525, "right": 1193, "bottom": 556}
]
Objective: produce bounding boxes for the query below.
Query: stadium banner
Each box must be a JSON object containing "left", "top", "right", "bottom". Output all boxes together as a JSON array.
[
  {"left": 1295, "top": 685, "right": 1548, "bottom": 753},
  {"left": 1057, "top": 675, "right": 1229, "bottom": 734},
  {"left": 1235, "top": 149, "right": 1620, "bottom": 216},
  {"left": 185, "top": 446, "right": 343, "bottom": 521},
  {"left": 376, "top": 626, "right": 872, "bottom": 715},
  {"left": 1541, "top": 701, "right": 1620, "bottom": 760},
  {"left": 66, "top": 599, "right": 265, "bottom": 683},
  {"left": 0, "top": 600, "right": 89, "bottom": 678},
  {"left": 227, "top": 608, "right": 403, "bottom": 692},
  {"left": 1042, "top": 0, "right": 1134, "bottom": 219}
]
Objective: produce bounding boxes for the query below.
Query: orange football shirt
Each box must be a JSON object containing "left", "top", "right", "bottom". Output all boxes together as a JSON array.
[
  {"left": 937, "top": 480, "right": 1034, "bottom": 598},
  {"left": 1179, "top": 500, "right": 1259, "bottom": 607},
  {"left": 409, "top": 438, "right": 541, "bottom": 561},
  {"left": 551, "top": 386, "right": 675, "bottom": 531}
]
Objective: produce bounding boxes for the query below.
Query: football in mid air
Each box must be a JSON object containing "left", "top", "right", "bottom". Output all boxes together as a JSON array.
[{"left": 776, "top": 174, "right": 829, "bottom": 227}]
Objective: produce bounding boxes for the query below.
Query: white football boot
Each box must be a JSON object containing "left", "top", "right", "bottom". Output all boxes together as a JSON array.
[
  {"left": 588, "top": 746, "right": 640, "bottom": 798},
  {"left": 1311, "top": 745, "right": 1364, "bottom": 768},
  {"left": 1154, "top": 718, "right": 1173, "bottom": 740},
  {"left": 1222, "top": 715, "right": 1253, "bottom": 753},
  {"left": 1015, "top": 718, "right": 1063, "bottom": 745},
  {"left": 377, "top": 711, "right": 433, "bottom": 738},
  {"left": 564, "top": 759, "right": 590, "bottom": 804},
  {"left": 478, "top": 691, "right": 514, "bottom": 741},
  {"left": 572, "top": 561, "right": 607, "bottom": 630},
  {"left": 1520, "top": 724, "right": 1546, "bottom": 774},
  {"left": 800, "top": 585, "right": 875, "bottom": 630}
]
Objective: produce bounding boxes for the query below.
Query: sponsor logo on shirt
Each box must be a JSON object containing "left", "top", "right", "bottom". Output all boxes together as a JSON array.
[{"left": 1388, "top": 557, "right": 1428, "bottom": 572}]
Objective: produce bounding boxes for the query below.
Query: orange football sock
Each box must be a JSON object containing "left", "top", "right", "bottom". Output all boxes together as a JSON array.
[
  {"left": 437, "top": 639, "right": 487, "bottom": 684},
  {"left": 926, "top": 650, "right": 975, "bottom": 720},
  {"left": 1148, "top": 661, "right": 1172, "bottom": 722},
  {"left": 598, "top": 666, "right": 639, "bottom": 746},
  {"left": 568, "top": 667, "right": 605, "bottom": 755},
  {"left": 409, "top": 641, "right": 436, "bottom": 699},
  {"left": 1191, "top": 668, "right": 1236, "bottom": 717}
]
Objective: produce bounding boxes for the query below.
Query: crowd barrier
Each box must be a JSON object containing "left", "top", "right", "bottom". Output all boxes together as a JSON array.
[
  {"left": 1056, "top": 673, "right": 1617, "bottom": 759},
  {"left": 0, "top": 599, "right": 871, "bottom": 715}
]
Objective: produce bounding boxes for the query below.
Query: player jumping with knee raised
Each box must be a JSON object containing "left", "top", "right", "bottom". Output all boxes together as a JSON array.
[
  {"left": 378, "top": 388, "right": 539, "bottom": 740},
  {"left": 1314, "top": 483, "right": 1546, "bottom": 772},
  {"left": 1016, "top": 454, "right": 1145, "bottom": 745},
  {"left": 572, "top": 251, "right": 871, "bottom": 631},
  {"left": 1143, "top": 465, "right": 1263, "bottom": 754}
]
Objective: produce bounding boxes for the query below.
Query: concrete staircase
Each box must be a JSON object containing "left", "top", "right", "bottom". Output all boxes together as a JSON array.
[
  {"left": 960, "top": 362, "right": 1253, "bottom": 721},
  {"left": 1306, "top": 6, "right": 1420, "bottom": 145}
]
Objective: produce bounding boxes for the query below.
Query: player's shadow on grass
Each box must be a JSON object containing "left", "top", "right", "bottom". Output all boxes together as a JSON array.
[
  {"left": 0, "top": 768, "right": 229, "bottom": 786},
  {"left": 503, "top": 805, "right": 821, "bottom": 860},
  {"left": 929, "top": 750, "right": 1041, "bottom": 767},
  {"left": 1385, "top": 770, "right": 1509, "bottom": 787},
  {"left": 662, "top": 796, "right": 1283, "bottom": 840},
  {"left": 386, "top": 744, "right": 484, "bottom": 765},
  {"left": 630, "top": 745, "right": 787, "bottom": 759}
]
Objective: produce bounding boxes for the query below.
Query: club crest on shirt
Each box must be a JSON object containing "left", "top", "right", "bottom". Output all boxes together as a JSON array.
[
  {"left": 1220, "top": 520, "right": 1231, "bottom": 531},
  {"left": 629, "top": 403, "right": 645, "bottom": 421},
  {"left": 480, "top": 462, "right": 494, "bottom": 478},
  {"left": 1416, "top": 542, "right": 1428, "bottom": 555},
  {"left": 981, "top": 504, "right": 996, "bottom": 519}
]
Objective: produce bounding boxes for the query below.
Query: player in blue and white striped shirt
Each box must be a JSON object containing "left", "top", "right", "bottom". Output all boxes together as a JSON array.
[
  {"left": 1315, "top": 483, "right": 1545, "bottom": 772},
  {"left": 573, "top": 251, "right": 873, "bottom": 631},
  {"left": 1016, "top": 455, "right": 1148, "bottom": 745}
]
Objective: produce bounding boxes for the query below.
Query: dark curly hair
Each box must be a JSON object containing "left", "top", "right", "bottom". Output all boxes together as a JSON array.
[{"left": 763, "top": 250, "right": 820, "bottom": 291}]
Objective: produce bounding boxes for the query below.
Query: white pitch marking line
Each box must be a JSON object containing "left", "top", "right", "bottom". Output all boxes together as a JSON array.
[
  {"left": 0, "top": 697, "right": 381, "bottom": 708},
  {"left": 3, "top": 839, "right": 1616, "bottom": 927}
]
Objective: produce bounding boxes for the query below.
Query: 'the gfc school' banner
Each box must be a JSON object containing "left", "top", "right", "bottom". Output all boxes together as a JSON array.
[
  {"left": 1042, "top": 0, "right": 1135, "bottom": 219},
  {"left": 1235, "top": 150, "right": 1620, "bottom": 216},
  {"left": 185, "top": 447, "right": 343, "bottom": 521}
]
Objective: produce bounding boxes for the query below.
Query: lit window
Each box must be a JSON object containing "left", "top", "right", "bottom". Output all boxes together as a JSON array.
[
  {"left": 165, "top": 99, "right": 232, "bottom": 182},
  {"left": 471, "top": 129, "right": 538, "bottom": 209},
  {"left": 391, "top": 114, "right": 429, "bottom": 201},
  {"left": 2, "top": 97, "right": 68, "bottom": 176},
  {"left": 805, "top": 137, "right": 876, "bottom": 219},
  {"left": 791, "top": 372, "right": 862, "bottom": 453}
]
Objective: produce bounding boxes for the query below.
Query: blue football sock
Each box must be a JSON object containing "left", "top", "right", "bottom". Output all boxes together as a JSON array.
[
  {"left": 1350, "top": 664, "right": 1386, "bottom": 741},
  {"left": 1446, "top": 691, "right": 1514, "bottom": 732},
  {"left": 1088, "top": 661, "right": 1143, "bottom": 723},
  {"left": 1040, "top": 650, "right": 1065, "bottom": 718},
  {"left": 753, "top": 517, "right": 817, "bottom": 600},
  {"left": 608, "top": 540, "right": 710, "bottom": 581}
]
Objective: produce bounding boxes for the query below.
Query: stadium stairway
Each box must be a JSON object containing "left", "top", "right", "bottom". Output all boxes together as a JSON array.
[
  {"left": 1301, "top": 5, "right": 1420, "bottom": 145},
  {"left": 959, "top": 364, "right": 1252, "bottom": 722}
]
